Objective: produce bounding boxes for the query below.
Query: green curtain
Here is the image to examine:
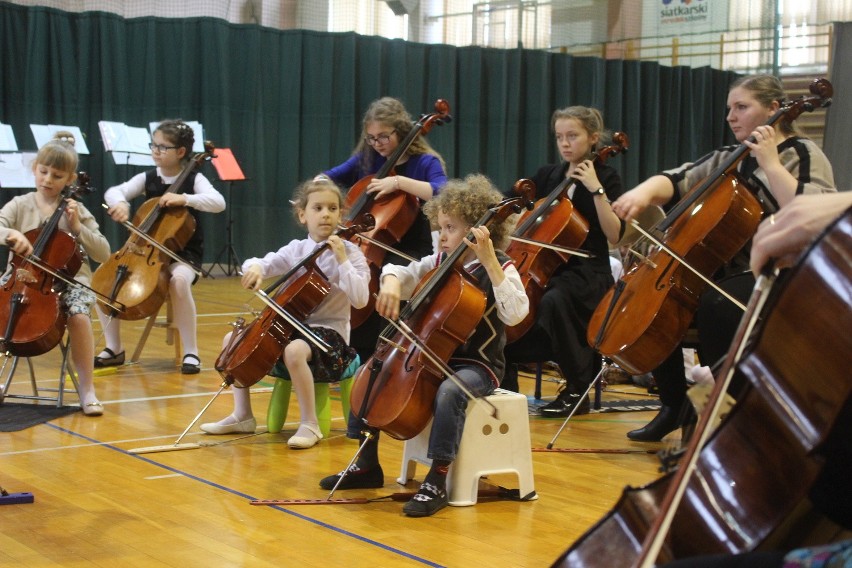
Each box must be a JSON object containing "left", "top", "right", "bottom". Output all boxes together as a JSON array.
[{"left": 0, "top": 2, "right": 737, "bottom": 262}]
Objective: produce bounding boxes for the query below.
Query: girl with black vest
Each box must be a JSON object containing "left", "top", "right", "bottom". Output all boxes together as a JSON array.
[
  {"left": 95, "top": 119, "right": 225, "bottom": 373},
  {"left": 319, "top": 174, "right": 529, "bottom": 517}
]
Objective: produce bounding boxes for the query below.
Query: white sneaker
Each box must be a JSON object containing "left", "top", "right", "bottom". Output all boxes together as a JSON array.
[
  {"left": 287, "top": 423, "right": 323, "bottom": 449},
  {"left": 200, "top": 416, "right": 256, "bottom": 435}
]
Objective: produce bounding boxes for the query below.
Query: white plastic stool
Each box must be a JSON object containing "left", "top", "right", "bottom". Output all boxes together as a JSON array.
[{"left": 396, "top": 388, "right": 537, "bottom": 506}]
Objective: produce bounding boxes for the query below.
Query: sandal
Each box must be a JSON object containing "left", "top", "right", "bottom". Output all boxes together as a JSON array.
[
  {"left": 181, "top": 354, "right": 201, "bottom": 375},
  {"left": 94, "top": 347, "right": 125, "bottom": 368}
]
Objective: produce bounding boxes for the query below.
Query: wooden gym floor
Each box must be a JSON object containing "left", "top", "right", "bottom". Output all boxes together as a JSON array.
[{"left": 1, "top": 274, "right": 676, "bottom": 568}]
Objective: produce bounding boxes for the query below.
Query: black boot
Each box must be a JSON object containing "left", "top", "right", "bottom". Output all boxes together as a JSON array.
[
  {"left": 539, "top": 389, "right": 590, "bottom": 417},
  {"left": 627, "top": 403, "right": 695, "bottom": 442}
]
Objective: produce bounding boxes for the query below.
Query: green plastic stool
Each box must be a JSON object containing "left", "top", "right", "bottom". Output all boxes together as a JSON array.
[{"left": 266, "top": 355, "right": 360, "bottom": 437}]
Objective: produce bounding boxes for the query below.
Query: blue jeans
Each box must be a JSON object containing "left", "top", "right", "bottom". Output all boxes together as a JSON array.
[{"left": 347, "top": 363, "right": 495, "bottom": 462}]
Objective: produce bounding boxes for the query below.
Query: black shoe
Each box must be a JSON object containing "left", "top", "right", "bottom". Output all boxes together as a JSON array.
[
  {"left": 94, "top": 347, "right": 125, "bottom": 368},
  {"left": 402, "top": 481, "right": 449, "bottom": 517},
  {"left": 539, "top": 392, "right": 590, "bottom": 417},
  {"left": 319, "top": 464, "right": 384, "bottom": 490},
  {"left": 181, "top": 354, "right": 201, "bottom": 375},
  {"left": 627, "top": 404, "right": 695, "bottom": 442}
]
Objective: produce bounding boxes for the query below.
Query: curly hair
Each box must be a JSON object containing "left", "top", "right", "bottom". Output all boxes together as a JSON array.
[
  {"left": 354, "top": 97, "right": 446, "bottom": 172},
  {"left": 154, "top": 119, "right": 196, "bottom": 160},
  {"left": 423, "top": 174, "right": 516, "bottom": 249},
  {"left": 291, "top": 175, "right": 347, "bottom": 225},
  {"left": 33, "top": 130, "right": 78, "bottom": 175}
]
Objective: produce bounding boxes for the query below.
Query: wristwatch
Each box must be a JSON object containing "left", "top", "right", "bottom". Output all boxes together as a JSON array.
[{"left": 592, "top": 187, "right": 611, "bottom": 204}]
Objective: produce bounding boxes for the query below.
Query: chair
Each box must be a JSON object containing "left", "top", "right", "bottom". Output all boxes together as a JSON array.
[
  {"left": 129, "top": 293, "right": 181, "bottom": 365},
  {"left": 0, "top": 337, "right": 79, "bottom": 406},
  {"left": 266, "top": 355, "right": 361, "bottom": 437},
  {"left": 397, "top": 388, "right": 537, "bottom": 506}
]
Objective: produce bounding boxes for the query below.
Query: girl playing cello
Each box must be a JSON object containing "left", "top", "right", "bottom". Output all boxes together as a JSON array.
[
  {"left": 610, "top": 74, "right": 836, "bottom": 441},
  {"left": 0, "top": 132, "right": 111, "bottom": 415},
  {"left": 201, "top": 176, "right": 370, "bottom": 449},
  {"left": 323, "top": 97, "right": 448, "bottom": 364},
  {"left": 318, "top": 174, "right": 528, "bottom": 517},
  {"left": 502, "top": 106, "right": 625, "bottom": 416},
  {"left": 94, "top": 119, "right": 225, "bottom": 374}
]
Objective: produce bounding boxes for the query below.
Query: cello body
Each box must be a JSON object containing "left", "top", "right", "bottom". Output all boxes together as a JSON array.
[
  {"left": 92, "top": 142, "right": 213, "bottom": 321},
  {"left": 0, "top": 227, "right": 82, "bottom": 356},
  {"left": 91, "top": 201, "right": 195, "bottom": 321},
  {"left": 348, "top": 268, "right": 486, "bottom": 440},
  {"left": 588, "top": 173, "right": 761, "bottom": 375},
  {"left": 215, "top": 268, "right": 331, "bottom": 389},
  {"left": 556, "top": 208, "right": 852, "bottom": 566}
]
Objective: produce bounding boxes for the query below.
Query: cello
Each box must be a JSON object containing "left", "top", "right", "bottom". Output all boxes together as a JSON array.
[
  {"left": 91, "top": 141, "right": 215, "bottom": 321},
  {"left": 587, "top": 79, "right": 833, "bottom": 375},
  {"left": 344, "top": 99, "right": 452, "bottom": 328},
  {"left": 349, "top": 190, "right": 532, "bottom": 441},
  {"left": 505, "top": 132, "right": 629, "bottom": 344},
  {"left": 215, "top": 219, "right": 375, "bottom": 389},
  {"left": 554, "top": 206, "right": 852, "bottom": 567},
  {"left": 0, "top": 174, "right": 91, "bottom": 357}
]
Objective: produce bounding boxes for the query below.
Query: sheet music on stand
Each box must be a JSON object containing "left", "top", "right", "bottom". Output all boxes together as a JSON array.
[
  {"left": 0, "top": 123, "right": 17, "bottom": 152},
  {"left": 149, "top": 120, "right": 206, "bottom": 153},
  {"left": 0, "top": 153, "right": 37, "bottom": 189},
  {"left": 98, "top": 121, "right": 155, "bottom": 166},
  {"left": 30, "top": 124, "right": 90, "bottom": 155},
  {"left": 0, "top": 125, "right": 36, "bottom": 189}
]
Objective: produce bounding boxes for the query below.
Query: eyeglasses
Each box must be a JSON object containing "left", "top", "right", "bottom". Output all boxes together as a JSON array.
[
  {"left": 364, "top": 130, "right": 395, "bottom": 146},
  {"left": 149, "top": 143, "right": 178, "bottom": 153}
]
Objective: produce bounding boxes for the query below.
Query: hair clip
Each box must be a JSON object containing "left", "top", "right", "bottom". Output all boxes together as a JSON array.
[{"left": 313, "top": 174, "right": 332, "bottom": 183}]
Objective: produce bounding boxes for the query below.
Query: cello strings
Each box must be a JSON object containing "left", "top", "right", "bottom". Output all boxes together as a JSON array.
[{"left": 629, "top": 220, "right": 747, "bottom": 311}]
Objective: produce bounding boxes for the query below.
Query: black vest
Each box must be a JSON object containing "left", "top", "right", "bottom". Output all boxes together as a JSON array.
[{"left": 443, "top": 250, "right": 513, "bottom": 386}]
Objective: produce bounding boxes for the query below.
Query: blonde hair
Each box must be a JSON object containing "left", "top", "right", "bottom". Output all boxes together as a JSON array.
[
  {"left": 33, "top": 131, "right": 78, "bottom": 175},
  {"left": 355, "top": 97, "right": 446, "bottom": 172},
  {"left": 291, "top": 175, "right": 346, "bottom": 224},
  {"left": 729, "top": 74, "right": 799, "bottom": 137},
  {"left": 423, "top": 174, "right": 515, "bottom": 249},
  {"left": 551, "top": 106, "right": 610, "bottom": 151}
]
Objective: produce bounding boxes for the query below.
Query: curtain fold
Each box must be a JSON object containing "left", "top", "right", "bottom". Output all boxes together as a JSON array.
[
  {"left": 0, "top": 2, "right": 737, "bottom": 261},
  {"left": 825, "top": 21, "right": 852, "bottom": 193}
]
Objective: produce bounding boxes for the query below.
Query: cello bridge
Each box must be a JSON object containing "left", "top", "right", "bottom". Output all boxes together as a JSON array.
[
  {"left": 15, "top": 268, "right": 37, "bottom": 283},
  {"left": 126, "top": 242, "right": 145, "bottom": 255}
]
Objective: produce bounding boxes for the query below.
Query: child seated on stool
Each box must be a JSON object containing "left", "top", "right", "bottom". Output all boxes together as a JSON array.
[
  {"left": 319, "top": 174, "right": 529, "bottom": 516},
  {"left": 200, "top": 177, "right": 370, "bottom": 449}
]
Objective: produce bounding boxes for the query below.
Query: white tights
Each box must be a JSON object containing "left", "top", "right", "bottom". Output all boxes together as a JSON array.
[
  {"left": 218, "top": 333, "right": 319, "bottom": 431},
  {"left": 95, "top": 262, "right": 198, "bottom": 357}
]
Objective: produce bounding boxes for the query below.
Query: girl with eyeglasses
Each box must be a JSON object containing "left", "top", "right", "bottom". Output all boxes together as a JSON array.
[
  {"left": 323, "top": 97, "right": 448, "bottom": 365},
  {"left": 94, "top": 119, "right": 225, "bottom": 374}
]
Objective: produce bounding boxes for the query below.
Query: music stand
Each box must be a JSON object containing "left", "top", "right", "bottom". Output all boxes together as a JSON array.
[
  {"left": 0, "top": 125, "right": 36, "bottom": 190},
  {"left": 210, "top": 148, "right": 245, "bottom": 276},
  {"left": 97, "top": 121, "right": 155, "bottom": 168}
]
